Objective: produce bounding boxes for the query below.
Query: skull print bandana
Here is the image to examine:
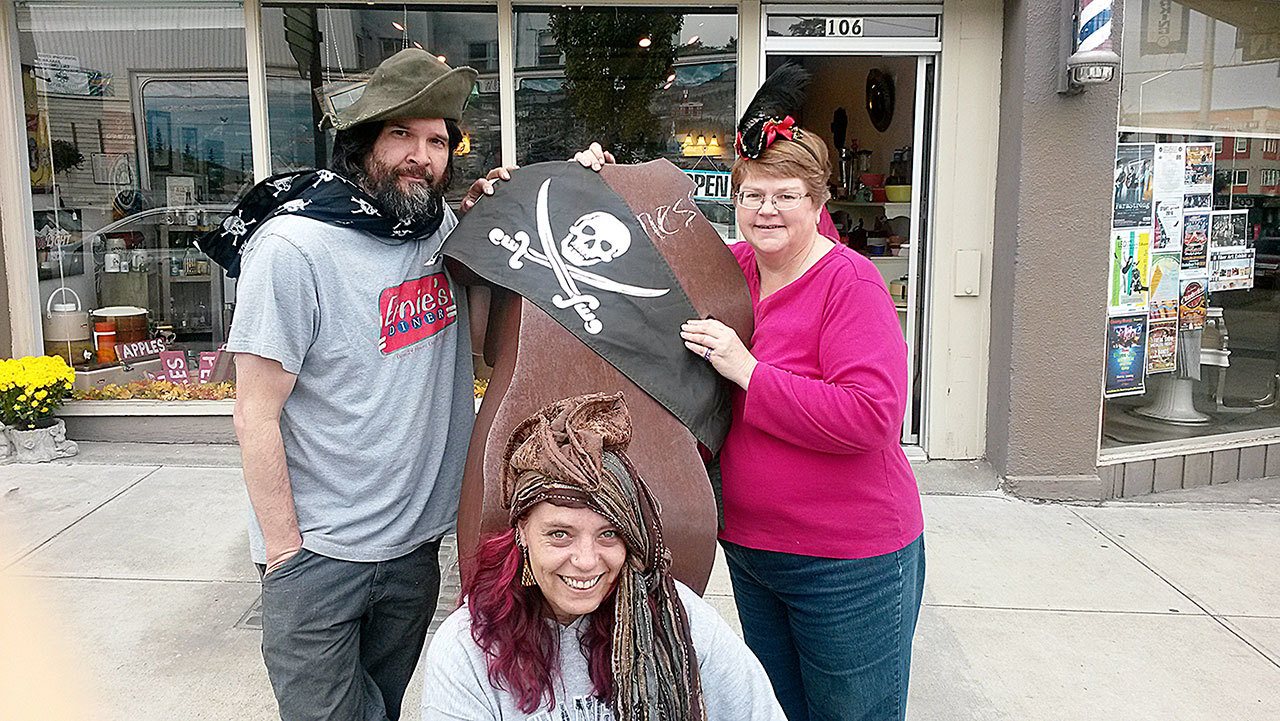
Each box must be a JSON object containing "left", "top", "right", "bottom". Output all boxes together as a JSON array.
[
  {"left": 197, "top": 168, "right": 447, "bottom": 278},
  {"left": 440, "top": 160, "right": 733, "bottom": 453}
]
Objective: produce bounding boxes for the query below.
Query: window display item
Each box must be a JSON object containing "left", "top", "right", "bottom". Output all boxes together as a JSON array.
[
  {"left": 93, "top": 321, "right": 117, "bottom": 364},
  {"left": 42, "top": 288, "right": 93, "bottom": 366},
  {"left": 91, "top": 306, "right": 148, "bottom": 344}
]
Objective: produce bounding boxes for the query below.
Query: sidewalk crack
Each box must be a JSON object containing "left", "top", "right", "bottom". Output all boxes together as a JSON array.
[
  {"left": 1070, "top": 508, "right": 1280, "bottom": 670},
  {"left": 1, "top": 466, "right": 162, "bottom": 572}
]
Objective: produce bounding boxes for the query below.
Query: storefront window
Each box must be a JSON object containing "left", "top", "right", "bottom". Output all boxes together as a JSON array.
[
  {"left": 19, "top": 3, "right": 248, "bottom": 398},
  {"left": 261, "top": 4, "right": 501, "bottom": 203},
  {"left": 513, "top": 8, "right": 738, "bottom": 237},
  {"left": 1101, "top": 0, "right": 1280, "bottom": 449}
]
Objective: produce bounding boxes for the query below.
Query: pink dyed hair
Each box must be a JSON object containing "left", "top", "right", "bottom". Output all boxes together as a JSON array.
[{"left": 464, "top": 526, "right": 618, "bottom": 714}]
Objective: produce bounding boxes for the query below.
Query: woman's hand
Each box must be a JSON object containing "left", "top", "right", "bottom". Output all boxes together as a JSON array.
[
  {"left": 460, "top": 165, "right": 518, "bottom": 214},
  {"left": 572, "top": 142, "right": 615, "bottom": 171},
  {"left": 681, "top": 318, "right": 757, "bottom": 390}
]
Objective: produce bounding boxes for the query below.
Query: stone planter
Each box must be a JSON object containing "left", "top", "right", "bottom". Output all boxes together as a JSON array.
[
  {"left": 5, "top": 417, "right": 79, "bottom": 463},
  {"left": 0, "top": 426, "right": 13, "bottom": 464}
]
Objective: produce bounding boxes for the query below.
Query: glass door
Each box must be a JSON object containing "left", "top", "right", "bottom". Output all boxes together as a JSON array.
[{"left": 761, "top": 7, "right": 940, "bottom": 445}]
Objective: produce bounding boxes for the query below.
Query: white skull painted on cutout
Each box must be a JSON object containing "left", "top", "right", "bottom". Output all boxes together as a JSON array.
[{"left": 561, "top": 212, "right": 631, "bottom": 267}]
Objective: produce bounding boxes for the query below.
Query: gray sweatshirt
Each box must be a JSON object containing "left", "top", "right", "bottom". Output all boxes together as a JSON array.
[{"left": 420, "top": 582, "right": 788, "bottom": 720}]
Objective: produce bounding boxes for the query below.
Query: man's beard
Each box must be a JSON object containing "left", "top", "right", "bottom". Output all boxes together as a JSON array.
[{"left": 357, "top": 158, "right": 450, "bottom": 227}]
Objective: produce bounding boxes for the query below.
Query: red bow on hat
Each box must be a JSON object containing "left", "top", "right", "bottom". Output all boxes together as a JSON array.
[{"left": 762, "top": 116, "right": 797, "bottom": 148}]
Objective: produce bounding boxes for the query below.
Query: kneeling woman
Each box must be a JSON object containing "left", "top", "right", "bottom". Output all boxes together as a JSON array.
[{"left": 421, "top": 393, "right": 786, "bottom": 721}]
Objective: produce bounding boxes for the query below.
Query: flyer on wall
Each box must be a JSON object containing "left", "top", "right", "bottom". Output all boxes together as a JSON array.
[
  {"left": 1184, "top": 143, "right": 1214, "bottom": 194},
  {"left": 1184, "top": 193, "right": 1211, "bottom": 210},
  {"left": 1153, "top": 197, "right": 1183, "bottom": 253},
  {"left": 1179, "top": 276, "right": 1208, "bottom": 331},
  {"left": 1147, "top": 253, "right": 1180, "bottom": 322},
  {"left": 1105, "top": 314, "right": 1149, "bottom": 398},
  {"left": 1153, "top": 144, "right": 1186, "bottom": 195},
  {"left": 1209, "top": 248, "right": 1255, "bottom": 291},
  {"left": 1181, "top": 213, "right": 1209, "bottom": 271},
  {"left": 1113, "top": 143, "right": 1154, "bottom": 229},
  {"left": 1109, "top": 228, "right": 1151, "bottom": 314},
  {"left": 1146, "top": 319, "right": 1178, "bottom": 375},
  {"left": 1210, "top": 209, "right": 1250, "bottom": 249}
]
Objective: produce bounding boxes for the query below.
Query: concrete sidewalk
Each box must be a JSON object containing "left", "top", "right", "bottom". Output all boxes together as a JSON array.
[{"left": 2, "top": 450, "right": 1278, "bottom": 720}]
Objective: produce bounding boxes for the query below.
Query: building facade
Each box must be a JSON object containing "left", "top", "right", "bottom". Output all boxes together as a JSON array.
[{"left": 0, "top": 0, "right": 1275, "bottom": 499}]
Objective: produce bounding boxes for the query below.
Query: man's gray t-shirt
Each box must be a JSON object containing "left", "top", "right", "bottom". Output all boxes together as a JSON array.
[
  {"left": 226, "top": 211, "right": 473, "bottom": 564},
  {"left": 420, "top": 582, "right": 788, "bottom": 720}
]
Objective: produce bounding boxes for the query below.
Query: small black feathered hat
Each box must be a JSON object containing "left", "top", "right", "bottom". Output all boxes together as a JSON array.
[{"left": 735, "top": 64, "right": 811, "bottom": 159}]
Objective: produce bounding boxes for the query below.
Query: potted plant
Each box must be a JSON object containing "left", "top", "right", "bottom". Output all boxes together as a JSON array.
[{"left": 0, "top": 355, "right": 78, "bottom": 463}]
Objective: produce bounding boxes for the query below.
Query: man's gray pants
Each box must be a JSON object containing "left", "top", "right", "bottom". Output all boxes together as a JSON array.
[{"left": 258, "top": 539, "right": 442, "bottom": 721}]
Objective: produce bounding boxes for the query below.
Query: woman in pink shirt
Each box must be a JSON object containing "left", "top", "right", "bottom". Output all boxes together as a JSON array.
[{"left": 680, "top": 67, "right": 925, "bottom": 721}]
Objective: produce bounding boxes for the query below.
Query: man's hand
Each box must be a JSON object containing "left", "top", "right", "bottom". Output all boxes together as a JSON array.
[
  {"left": 572, "top": 142, "right": 615, "bottom": 171},
  {"left": 265, "top": 545, "right": 302, "bottom": 575},
  {"left": 460, "top": 165, "right": 518, "bottom": 214}
]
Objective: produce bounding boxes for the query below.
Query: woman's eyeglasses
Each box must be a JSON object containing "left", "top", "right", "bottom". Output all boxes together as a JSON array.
[{"left": 734, "top": 190, "right": 810, "bottom": 211}]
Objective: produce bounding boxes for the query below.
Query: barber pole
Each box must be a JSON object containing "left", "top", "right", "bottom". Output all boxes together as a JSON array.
[
  {"left": 1076, "top": 0, "right": 1113, "bottom": 53},
  {"left": 1060, "top": 0, "right": 1120, "bottom": 90}
]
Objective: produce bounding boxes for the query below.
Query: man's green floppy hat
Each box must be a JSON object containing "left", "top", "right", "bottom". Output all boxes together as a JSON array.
[{"left": 330, "top": 49, "right": 478, "bottom": 130}]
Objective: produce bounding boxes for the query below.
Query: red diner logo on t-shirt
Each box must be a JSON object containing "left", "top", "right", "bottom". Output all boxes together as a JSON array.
[{"left": 378, "top": 272, "right": 457, "bottom": 354}]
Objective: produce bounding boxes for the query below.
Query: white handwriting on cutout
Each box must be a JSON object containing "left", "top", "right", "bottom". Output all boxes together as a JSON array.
[{"left": 635, "top": 190, "right": 699, "bottom": 240}]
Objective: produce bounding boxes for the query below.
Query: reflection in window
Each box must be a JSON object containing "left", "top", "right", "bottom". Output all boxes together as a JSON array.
[
  {"left": 1119, "top": 2, "right": 1279, "bottom": 137},
  {"left": 514, "top": 9, "right": 738, "bottom": 237},
  {"left": 18, "top": 4, "right": 247, "bottom": 395},
  {"left": 261, "top": 4, "right": 501, "bottom": 203}
]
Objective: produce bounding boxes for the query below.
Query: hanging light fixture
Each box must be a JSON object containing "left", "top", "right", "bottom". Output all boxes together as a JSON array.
[{"left": 638, "top": 36, "right": 652, "bottom": 48}]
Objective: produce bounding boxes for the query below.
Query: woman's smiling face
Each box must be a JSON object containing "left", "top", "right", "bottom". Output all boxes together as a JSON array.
[
  {"left": 519, "top": 502, "right": 628, "bottom": 625},
  {"left": 735, "top": 171, "right": 822, "bottom": 257}
]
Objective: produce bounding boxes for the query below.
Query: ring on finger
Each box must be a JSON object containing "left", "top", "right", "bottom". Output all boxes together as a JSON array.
[{"left": 703, "top": 347, "right": 712, "bottom": 361}]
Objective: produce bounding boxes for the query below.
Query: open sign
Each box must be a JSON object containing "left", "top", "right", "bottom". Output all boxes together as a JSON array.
[{"left": 683, "top": 169, "right": 732, "bottom": 202}]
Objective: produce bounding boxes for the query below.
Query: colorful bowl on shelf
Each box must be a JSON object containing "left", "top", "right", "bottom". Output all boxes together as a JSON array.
[
  {"left": 885, "top": 185, "right": 912, "bottom": 203},
  {"left": 859, "top": 173, "right": 887, "bottom": 188},
  {"left": 870, "top": 187, "right": 888, "bottom": 202}
]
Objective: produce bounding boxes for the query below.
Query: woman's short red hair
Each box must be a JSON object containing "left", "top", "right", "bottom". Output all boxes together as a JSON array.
[{"left": 730, "top": 130, "right": 831, "bottom": 204}]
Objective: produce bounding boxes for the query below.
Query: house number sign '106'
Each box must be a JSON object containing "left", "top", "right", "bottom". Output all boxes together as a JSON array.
[{"left": 825, "top": 17, "right": 863, "bottom": 37}]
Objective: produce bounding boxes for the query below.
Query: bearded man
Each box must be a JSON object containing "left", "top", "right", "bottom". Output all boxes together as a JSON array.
[{"left": 216, "top": 49, "right": 556, "bottom": 720}]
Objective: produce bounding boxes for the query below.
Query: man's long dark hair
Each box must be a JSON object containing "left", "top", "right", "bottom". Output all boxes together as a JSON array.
[{"left": 329, "top": 119, "right": 463, "bottom": 190}]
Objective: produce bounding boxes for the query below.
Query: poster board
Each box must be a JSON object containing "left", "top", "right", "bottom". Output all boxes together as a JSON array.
[{"left": 1103, "top": 141, "right": 1252, "bottom": 398}]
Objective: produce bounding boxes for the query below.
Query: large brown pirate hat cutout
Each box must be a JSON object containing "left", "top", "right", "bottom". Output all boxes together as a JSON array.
[
  {"left": 445, "top": 159, "right": 753, "bottom": 593},
  {"left": 329, "top": 48, "right": 477, "bottom": 130}
]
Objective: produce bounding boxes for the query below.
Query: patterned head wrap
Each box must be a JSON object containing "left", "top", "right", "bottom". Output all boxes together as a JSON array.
[{"left": 501, "top": 393, "right": 706, "bottom": 721}]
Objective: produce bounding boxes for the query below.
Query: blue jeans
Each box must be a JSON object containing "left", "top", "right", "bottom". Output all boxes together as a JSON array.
[{"left": 722, "top": 534, "right": 925, "bottom": 721}]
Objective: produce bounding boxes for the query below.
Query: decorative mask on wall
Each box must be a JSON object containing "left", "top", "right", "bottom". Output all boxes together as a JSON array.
[{"left": 866, "top": 69, "right": 895, "bottom": 132}]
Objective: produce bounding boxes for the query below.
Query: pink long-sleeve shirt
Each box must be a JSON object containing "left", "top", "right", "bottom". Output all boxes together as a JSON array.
[{"left": 718, "top": 241, "right": 924, "bottom": 559}]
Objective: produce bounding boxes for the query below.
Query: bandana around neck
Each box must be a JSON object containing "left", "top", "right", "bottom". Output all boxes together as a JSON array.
[{"left": 197, "top": 169, "right": 447, "bottom": 278}]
